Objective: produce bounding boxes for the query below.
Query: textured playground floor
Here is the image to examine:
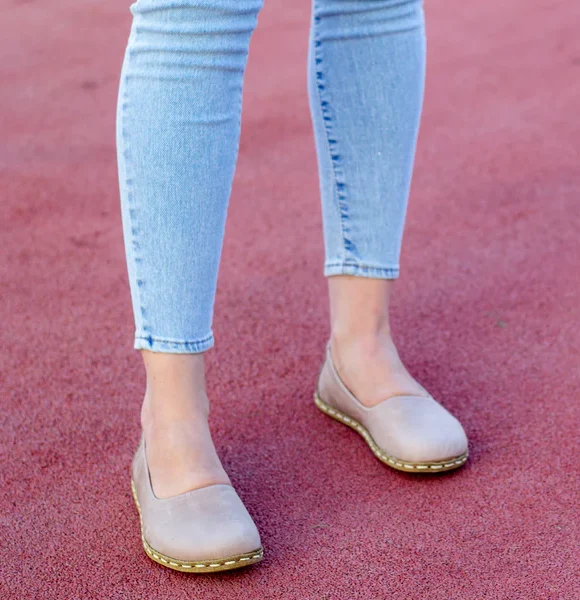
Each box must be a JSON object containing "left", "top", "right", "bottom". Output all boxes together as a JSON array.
[{"left": 1, "top": 1, "right": 579, "bottom": 598}]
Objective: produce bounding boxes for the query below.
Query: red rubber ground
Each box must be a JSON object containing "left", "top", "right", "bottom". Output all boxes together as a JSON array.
[{"left": 1, "top": 1, "right": 578, "bottom": 598}]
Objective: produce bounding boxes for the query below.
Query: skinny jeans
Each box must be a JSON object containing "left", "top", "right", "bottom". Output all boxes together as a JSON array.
[{"left": 116, "top": 0, "right": 426, "bottom": 353}]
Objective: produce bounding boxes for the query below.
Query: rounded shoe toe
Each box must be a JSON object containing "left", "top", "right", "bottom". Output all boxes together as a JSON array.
[
  {"left": 143, "top": 484, "right": 262, "bottom": 562},
  {"left": 371, "top": 396, "right": 469, "bottom": 465},
  {"left": 400, "top": 416, "right": 468, "bottom": 464}
]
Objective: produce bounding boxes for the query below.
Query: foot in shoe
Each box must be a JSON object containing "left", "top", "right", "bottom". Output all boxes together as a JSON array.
[
  {"left": 316, "top": 340, "right": 468, "bottom": 470},
  {"left": 329, "top": 332, "right": 430, "bottom": 408},
  {"left": 140, "top": 389, "right": 230, "bottom": 499}
]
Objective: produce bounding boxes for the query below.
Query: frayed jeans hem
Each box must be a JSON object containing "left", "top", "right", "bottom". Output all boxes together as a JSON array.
[{"left": 133, "top": 332, "right": 214, "bottom": 354}]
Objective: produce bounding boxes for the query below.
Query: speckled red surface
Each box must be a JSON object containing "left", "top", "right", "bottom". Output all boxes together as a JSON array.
[{"left": 1, "top": 1, "right": 579, "bottom": 598}]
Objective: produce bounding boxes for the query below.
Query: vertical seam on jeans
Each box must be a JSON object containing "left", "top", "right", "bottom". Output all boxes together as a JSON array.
[
  {"left": 120, "top": 17, "right": 150, "bottom": 340},
  {"left": 311, "top": 1, "right": 355, "bottom": 262}
]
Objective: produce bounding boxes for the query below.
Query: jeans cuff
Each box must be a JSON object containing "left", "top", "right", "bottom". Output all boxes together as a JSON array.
[
  {"left": 324, "top": 262, "right": 400, "bottom": 280},
  {"left": 133, "top": 332, "right": 214, "bottom": 354}
]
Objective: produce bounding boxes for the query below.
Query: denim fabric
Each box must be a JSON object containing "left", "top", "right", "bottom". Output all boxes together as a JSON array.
[{"left": 116, "top": 0, "right": 426, "bottom": 353}]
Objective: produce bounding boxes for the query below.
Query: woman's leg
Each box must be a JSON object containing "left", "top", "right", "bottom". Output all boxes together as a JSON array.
[
  {"left": 308, "top": 0, "right": 428, "bottom": 405},
  {"left": 116, "top": 0, "right": 263, "bottom": 497}
]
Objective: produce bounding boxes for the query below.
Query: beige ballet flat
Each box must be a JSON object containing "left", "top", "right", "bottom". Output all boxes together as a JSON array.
[
  {"left": 131, "top": 437, "right": 263, "bottom": 573},
  {"left": 315, "top": 341, "right": 469, "bottom": 473}
]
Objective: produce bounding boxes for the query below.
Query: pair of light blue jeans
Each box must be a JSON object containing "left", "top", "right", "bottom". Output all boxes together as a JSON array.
[{"left": 116, "top": 0, "right": 426, "bottom": 354}]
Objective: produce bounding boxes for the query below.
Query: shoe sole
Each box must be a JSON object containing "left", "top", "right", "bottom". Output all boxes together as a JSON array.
[
  {"left": 314, "top": 392, "right": 468, "bottom": 473},
  {"left": 131, "top": 480, "right": 263, "bottom": 573}
]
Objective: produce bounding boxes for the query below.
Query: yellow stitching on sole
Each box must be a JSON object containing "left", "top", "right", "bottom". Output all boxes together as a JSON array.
[
  {"left": 313, "top": 393, "right": 468, "bottom": 473},
  {"left": 131, "top": 480, "right": 263, "bottom": 572}
]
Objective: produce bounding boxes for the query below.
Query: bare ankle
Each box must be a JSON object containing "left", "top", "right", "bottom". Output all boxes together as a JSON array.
[
  {"left": 141, "top": 389, "right": 210, "bottom": 432},
  {"left": 331, "top": 328, "right": 391, "bottom": 350},
  {"left": 328, "top": 275, "right": 395, "bottom": 343},
  {"left": 140, "top": 349, "right": 210, "bottom": 427},
  {"left": 136, "top": 353, "right": 231, "bottom": 496}
]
